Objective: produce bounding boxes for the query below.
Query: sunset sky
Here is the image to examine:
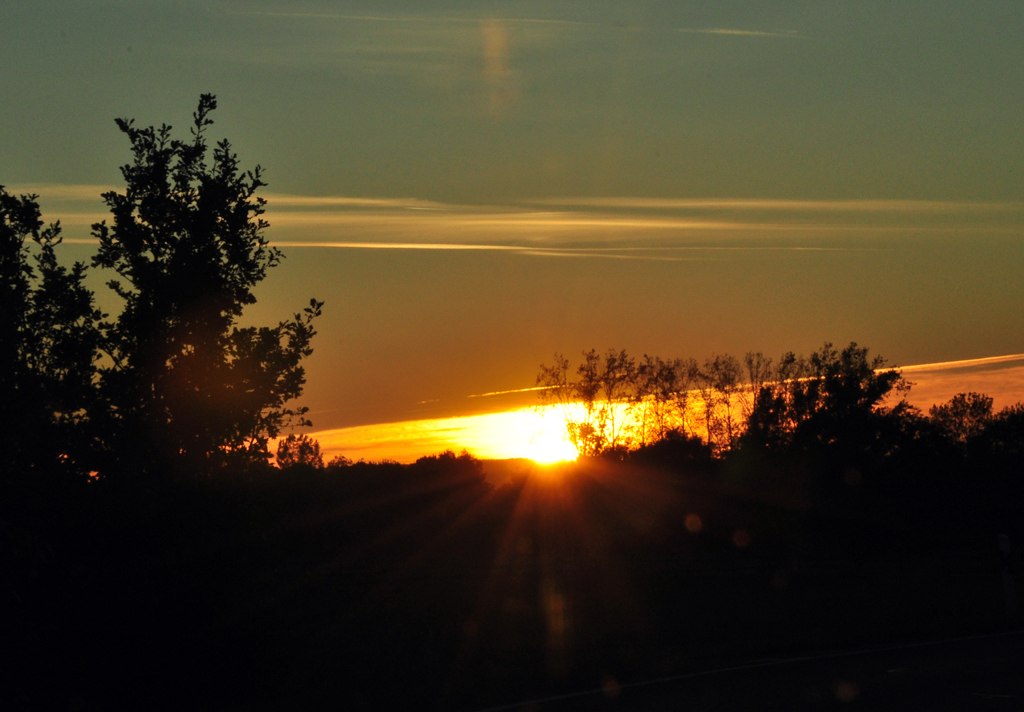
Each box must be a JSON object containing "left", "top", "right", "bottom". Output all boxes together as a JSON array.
[{"left": 4, "top": 1, "right": 1024, "bottom": 460}]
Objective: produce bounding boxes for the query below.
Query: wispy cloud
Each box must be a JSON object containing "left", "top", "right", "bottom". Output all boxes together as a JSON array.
[
  {"left": 261, "top": 206, "right": 1020, "bottom": 245},
  {"left": 678, "top": 28, "right": 801, "bottom": 39},
  {"left": 264, "top": 209, "right": 815, "bottom": 232},
  {"left": 249, "top": 12, "right": 791, "bottom": 37},
  {"left": 512, "top": 249, "right": 696, "bottom": 261},
  {"left": 34, "top": 186, "right": 1020, "bottom": 216},
  {"left": 56, "top": 236, "right": 821, "bottom": 262},
  {"left": 264, "top": 193, "right": 447, "bottom": 210},
  {"left": 899, "top": 353, "right": 1024, "bottom": 373},
  {"left": 532, "top": 197, "right": 1024, "bottom": 213},
  {"left": 29, "top": 186, "right": 1024, "bottom": 258},
  {"left": 272, "top": 241, "right": 516, "bottom": 251},
  {"left": 903, "top": 363, "right": 1024, "bottom": 413},
  {"left": 272, "top": 241, "right": 703, "bottom": 262},
  {"left": 6, "top": 183, "right": 117, "bottom": 201},
  {"left": 467, "top": 354, "right": 1024, "bottom": 401},
  {"left": 248, "top": 11, "right": 584, "bottom": 27},
  {"left": 468, "top": 385, "right": 553, "bottom": 398}
]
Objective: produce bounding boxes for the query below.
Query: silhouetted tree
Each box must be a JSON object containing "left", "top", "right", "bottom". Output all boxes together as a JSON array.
[
  {"left": 537, "top": 353, "right": 586, "bottom": 454},
  {"left": 599, "top": 348, "right": 637, "bottom": 452},
  {"left": 574, "top": 349, "right": 607, "bottom": 454},
  {"left": 743, "top": 342, "right": 909, "bottom": 461},
  {"left": 930, "top": 392, "right": 993, "bottom": 445},
  {"left": 411, "top": 449, "right": 488, "bottom": 486},
  {"left": 670, "top": 357, "right": 700, "bottom": 438},
  {"left": 1, "top": 187, "right": 102, "bottom": 479},
  {"left": 537, "top": 352, "right": 605, "bottom": 456},
  {"left": 537, "top": 349, "right": 639, "bottom": 456},
  {"left": 90, "top": 95, "right": 323, "bottom": 476},
  {"left": 742, "top": 351, "right": 773, "bottom": 421},
  {"left": 633, "top": 355, "right": 675, "bottom": 446},
  {"left": 692, "top": 354, "right": 742, "bottom": 453},
  {"left": 538, "top": 343, "right": 924, "bottom": 468},
  {"left": 277, "top": 433, "right": 324, "bottom": 469},
  {"left": 983, "top": 403, "right": 1024, "bottom": 459},
  {"left": 632, "top": 355, "right": 700, "bottom": 444},
  {"left": 707, "top": 354, "right": 744, "bottom": 451}
]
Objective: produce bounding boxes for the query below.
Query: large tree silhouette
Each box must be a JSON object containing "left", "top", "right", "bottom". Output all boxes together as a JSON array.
[
  {"left": 1, "top": 188, "right": 102, "bottom": 480},
  {"left": 91, "top": 95, "right": 322, "bottom": 476}
]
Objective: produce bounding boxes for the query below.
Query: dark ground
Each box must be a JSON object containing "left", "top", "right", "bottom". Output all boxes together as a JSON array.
[
  {"left": 487, "top": 631, "right": 1024, "bottom": 711},
  {"left": 4, "top": 455, "right": 1022, "bottom": 711}
]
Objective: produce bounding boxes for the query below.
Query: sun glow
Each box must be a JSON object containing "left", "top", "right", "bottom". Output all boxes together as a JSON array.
[
  {"left": 518, "top": 418, "right": 580, "bottom": 464},
  {"left": 311, "top": 405, "right": 579, "bottom": 464},
  {"left": 294, "top": 354, "right": 1024, "bottom": 466}
]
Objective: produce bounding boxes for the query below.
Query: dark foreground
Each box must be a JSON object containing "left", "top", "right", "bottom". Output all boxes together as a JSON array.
[
  {"left": 3, "top": 454, "right": 1022, "bottom": 711},
  {"left": 504, "top": 630, "right": 1024, "bottom": 711}
]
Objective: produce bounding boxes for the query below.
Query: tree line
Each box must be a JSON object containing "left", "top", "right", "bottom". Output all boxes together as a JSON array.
[
  {"left": 537, "top": 345, "right": 1024, "bottom": 463},
  {"left": 1, "top": 95, "right": 321, "bottom": 485}
]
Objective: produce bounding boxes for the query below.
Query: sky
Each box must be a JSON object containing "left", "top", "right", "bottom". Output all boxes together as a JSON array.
[{"left": 3, "top": 1, "right": 1024, "bottom": 459}]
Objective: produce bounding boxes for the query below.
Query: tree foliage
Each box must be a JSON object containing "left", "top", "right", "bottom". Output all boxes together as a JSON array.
[
  {"left": 276, "top": 433, "right": 325, "bottom": 469},
  {"left": 0, "top": 187, "right": 102, "bottom": 479},
  {"left": 538, "top": 342, "right": 923, "bottom": 462},
  {"left": 743, "top": 342, "right": 910, "bottom": 459},
  {"left": 90, "top": 95, "right": 322, "bottom": 474},
  {"left": 929, "top": 391, "right": 993, "bottom": 445},
  {"left": 537, "top": 349, "right": 638, "bottom": 456}
]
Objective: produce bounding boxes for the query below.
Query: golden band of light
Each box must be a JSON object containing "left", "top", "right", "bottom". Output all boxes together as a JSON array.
[{"left": 306, "top": 356, "right": 1024, "bottom": 465}]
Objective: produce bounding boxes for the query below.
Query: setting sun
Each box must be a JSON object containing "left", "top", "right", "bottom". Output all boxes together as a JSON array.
[
  {"left": 312, "top": 405, "right": 580, "bottom": 464},
  {"left": 515, "top": 415, "right": 579, "bottom": 464}
]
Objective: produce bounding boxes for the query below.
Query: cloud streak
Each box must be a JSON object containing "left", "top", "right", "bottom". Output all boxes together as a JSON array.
[
  {"left": 264, "top": 193, "right": 448, "bottom": 210},
  {"left": 272, "top": 241, "right": 703, "bottom": 262},
  {"left": 532, "top": 197, "right": 1024, "bottom": 214},
  {"left": 678, "top": 28, "right": 801, "bottom": 39},
  {"left": 265, "top": 210, "right": 825, "bottom": 232},
  {"left": 899, "top": 353, "right": 1024, "bottom": 373},
  {"left": 29, "top": 185, "right": 1021, "bottom": 217},
  {"left": 246, "top": 11, "right": 585, "bottom": 27},
  {"left": 5, "top": 183, "right": 117, "bottom": 201},
  {"left": 242, "top": 12, "right": 794, "bottom": 38},
  {"left": 57, "top": 236, "right": 839, "bottom": 262},
  {"left": 25, "top": 187, "right": 1024, "bottom": 257},
  {"left": 468, "top": 386, "right": 553, "bottom": 398}
]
